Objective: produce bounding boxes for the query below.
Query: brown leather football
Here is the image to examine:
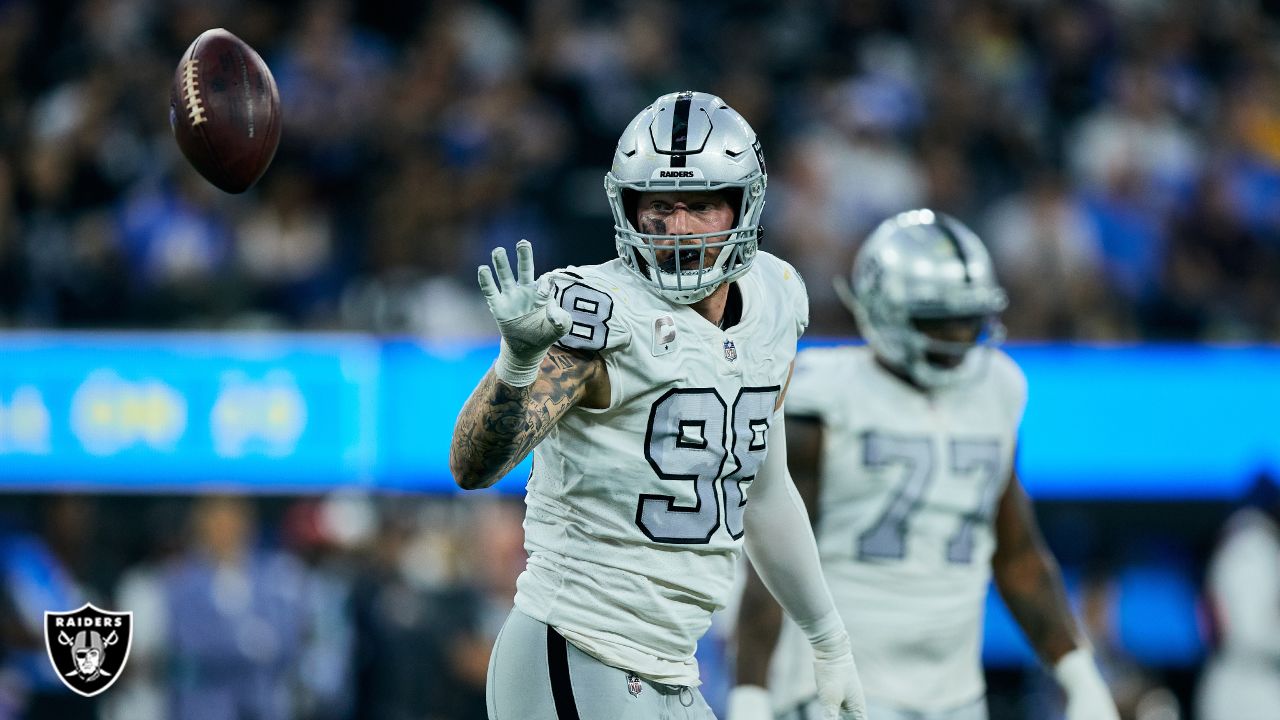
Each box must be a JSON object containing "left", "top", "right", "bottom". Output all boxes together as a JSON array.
[{"left": 170, "top": 28, "right": 282, "bottom": 194}]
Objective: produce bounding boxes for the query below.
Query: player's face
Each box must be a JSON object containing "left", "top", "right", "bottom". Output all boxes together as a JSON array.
[
  {"left": 635, "top": 191, "right": 735, "bottom": 272},
  {"left": 76, "top": 648, "right": 100, "bottom": 674},
  {"left": 911, "top": 316, "right": 982, "bottom": 369}
]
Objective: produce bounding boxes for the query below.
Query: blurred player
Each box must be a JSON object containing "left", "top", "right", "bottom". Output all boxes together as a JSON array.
[
  {"left": 1196, "top": 477, "right": 1280, "bottom": 720},
  {"left": 450, "top": 91, "right": 867, "bottom": 720},
  {"left": 728, "top": 210, "right": 1119, "bottom": 720}
]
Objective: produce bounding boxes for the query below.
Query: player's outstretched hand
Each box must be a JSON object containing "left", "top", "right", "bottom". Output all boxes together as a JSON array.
[
  {"left": 478, "top": 240, "right": 572, "bottom": 387},
  {"left": 813, "top": 649, "right": 868, "bottom": 720}
]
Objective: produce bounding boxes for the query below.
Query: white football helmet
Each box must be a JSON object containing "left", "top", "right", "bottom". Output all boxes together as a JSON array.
[
  {"left": 836, "top": 209, "right": 1008, "bottom": 389},
  {"left": 605, "top": 91, "right": 767, "bottom": 304}
]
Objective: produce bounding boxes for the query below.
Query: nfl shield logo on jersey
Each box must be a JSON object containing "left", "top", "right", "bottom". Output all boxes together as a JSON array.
[
  {"left": 44, "top": 603, "right": 133, "bottom": 697},
  {"left": 626, "top": 672, "right": 643, "bottom": 697},
  {"left": 723, "top": 339, "right": 738, "bottom": 362}
]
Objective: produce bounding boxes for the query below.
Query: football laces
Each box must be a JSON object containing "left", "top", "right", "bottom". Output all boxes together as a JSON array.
[{"left": 181, "top": 58, "right": 206, "bottom": 127}]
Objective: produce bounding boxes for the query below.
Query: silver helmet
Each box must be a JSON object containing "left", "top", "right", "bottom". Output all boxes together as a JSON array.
[
  {"left": 605, "top": 91, "right": 767, "bottom": 304},
  {"left": 836, "top": 209, "right": 1008, "bottom": 389}
]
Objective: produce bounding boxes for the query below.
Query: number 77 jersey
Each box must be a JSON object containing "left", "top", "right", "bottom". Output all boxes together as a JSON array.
[
  {"left": 769, "top": 344, "right": 1028, "bottom": 713},
  {"left": 514, "top": 252, "right": 809, "bottom": 687}
]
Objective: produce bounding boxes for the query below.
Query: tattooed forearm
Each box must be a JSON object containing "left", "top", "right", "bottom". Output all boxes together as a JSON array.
[
  {"left": 450, "top": 373, "right": 535, "bottom": 490},
  {"left": 992, "top": 478, "right": 1081, "bottom": 664},
  {"left": 450, "top": 346, "right": 601, "bottom": 490}
]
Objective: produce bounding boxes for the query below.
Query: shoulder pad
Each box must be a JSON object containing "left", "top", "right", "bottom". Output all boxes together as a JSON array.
[
  {"left": 987, "top": 349, "right": 1028, "bottom": 428},
  {"left": 785, "top": 346, "right": 848, "bottom": 419},
  {"left": 756, "top": 253, "right": 809, "bottom": 336}
]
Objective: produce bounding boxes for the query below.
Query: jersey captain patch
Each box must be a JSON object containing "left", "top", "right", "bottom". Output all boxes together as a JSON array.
[{"left": 653, "top": 315, "right": 676, "bottom": 356}]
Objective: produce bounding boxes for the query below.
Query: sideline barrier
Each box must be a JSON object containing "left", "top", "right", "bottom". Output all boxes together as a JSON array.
[{"left": 0, "top": 333, "right": 1273, "bottom": 499}]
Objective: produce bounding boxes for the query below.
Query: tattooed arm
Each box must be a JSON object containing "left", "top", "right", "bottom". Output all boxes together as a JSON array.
[
  {"left": 991, "top": 468, "right": 1080, "bottom": 663},
  {"left": 450, "top": 345, "right": 609, "bottom": 490}
]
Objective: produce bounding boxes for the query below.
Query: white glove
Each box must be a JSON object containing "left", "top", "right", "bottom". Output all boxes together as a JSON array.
[
  {"left": 477, "top": 240, "right": 572, "bottom": 386},
  {"left": 812, "top": 631, "right": 868, "bottom": 720},
  {"left": 726, "top": 685, "right": 773, "bottom": 720},
  {"left": 1054, "top": 648, "right": 1120, "bottom": 720}
]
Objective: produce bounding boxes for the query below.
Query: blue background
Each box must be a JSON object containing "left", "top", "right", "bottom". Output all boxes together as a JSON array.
[{"left": 0, "top": 333, "right": 1272, "bottom": 500}]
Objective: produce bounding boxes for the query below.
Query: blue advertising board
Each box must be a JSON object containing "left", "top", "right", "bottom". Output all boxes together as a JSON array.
[
  {"left": 1012, "top": 344, "right": 1280, "bottom": 499},
  {"left": 0, "top": 332, "right": 381, "bottom": 491},
  {"left": 0, "top": 332, "right": 1275, "bottom": 499}
]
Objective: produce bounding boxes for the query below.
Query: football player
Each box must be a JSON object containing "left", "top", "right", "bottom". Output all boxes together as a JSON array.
[
  {"left": 1197, "top": 482, "right": 1280, "bottom": 720},
  {"left": 727, "top": 210, "right": 1120, "bottom": 720},
  {"left": 450, "top": 91, "right": 868, "bottom": 720}
]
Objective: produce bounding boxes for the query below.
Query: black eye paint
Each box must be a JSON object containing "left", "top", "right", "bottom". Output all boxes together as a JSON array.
[{"left": 641, "top": 217, "right": 668, "bottom": 235}]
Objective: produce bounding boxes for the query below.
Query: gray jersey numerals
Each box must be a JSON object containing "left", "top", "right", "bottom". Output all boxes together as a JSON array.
[
  {"left": 639, "top": 389, "right": 727, "bottom": 544},
  {"left": 945, "top": 439, "right": 1003, "bottom": 563},
  {"left": 723, "top": 388, "right": 778, "bottom": 539},
  {"left": 856, "top": 433, "right": 1004, "bottom": 564},
  {"left": 638, "top": 387, "right": 780, "bottom": 544},
  {"left": 856, "top": 434, "right": 934, "bottom": 560},
  {"left": 555, "top": 282, "right": 613, "bottom": 351}
]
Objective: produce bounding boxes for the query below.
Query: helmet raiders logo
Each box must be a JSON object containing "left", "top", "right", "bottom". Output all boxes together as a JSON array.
[
  {"left": 44, "top": 603, "right": 133, "bottom": 697},
  {"left": 650, "top": 167, "right": 704, "bottom": 181}
]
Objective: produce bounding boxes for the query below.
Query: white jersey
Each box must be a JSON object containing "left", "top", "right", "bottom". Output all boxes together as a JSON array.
[
  {"left": 769, "top": 345, "right": 1027, "bottom": 712},
  {"left": 515, "top": 252, "right": 808, "bottom": 686}
]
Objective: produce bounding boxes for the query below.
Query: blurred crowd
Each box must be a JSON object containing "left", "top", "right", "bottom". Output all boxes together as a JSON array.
[
  {"left": 0, "top": 493, "right": 530, "bottom": 720},
  {"left": 0, "top": 492, "right": 1226, "bottom": 720},
  {"left": 2, "top": 0, "right": 1280, "bottom": 338}
]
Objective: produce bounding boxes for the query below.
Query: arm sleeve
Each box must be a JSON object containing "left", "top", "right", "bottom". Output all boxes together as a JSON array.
[{"left": 743, "top": 414, "right": 845, "bottom": 651}]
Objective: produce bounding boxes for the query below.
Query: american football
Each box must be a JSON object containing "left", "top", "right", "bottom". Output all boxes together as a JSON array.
[{"left": 169, "top": 28, "right": 281, "bottom": 194}]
